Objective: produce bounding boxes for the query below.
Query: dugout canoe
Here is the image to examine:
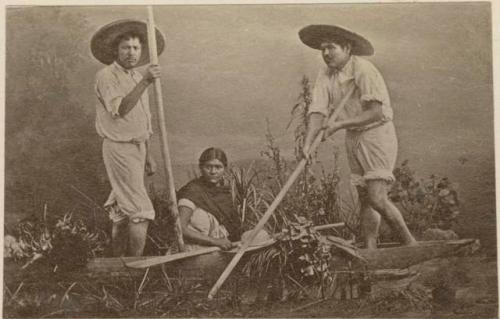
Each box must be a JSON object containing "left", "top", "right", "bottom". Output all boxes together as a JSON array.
[
  {"left": 86, "top": 241, "right": 269, "bottom": 281},
  {"left": 332, "top": 238, "right": 480, "bottom": 270},
  {"left": 3, "top": 236, "right": 479, "bottom": 288},
  {"left": 86, "top": 222, "right": 346, "bottom": 279},
  {"left": 85, "top": 237, "right": 479, "bottom": 280}
]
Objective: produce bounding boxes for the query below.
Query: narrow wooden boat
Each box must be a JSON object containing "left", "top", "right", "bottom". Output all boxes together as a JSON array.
[
  {"left": 86, "top": 243, "right": 268, "bottom": 281},
  {"left": 85, "top": 237, "right": 479, "bottom": 280},
  {"left": 333, "top": 238, "right": 480, "bottom": 270},
  {"left": 4, "top": 236, "right": 479, "bottom": 289},
  {"left": 361, "top": 239, "right": 479, "bottom": 269}
]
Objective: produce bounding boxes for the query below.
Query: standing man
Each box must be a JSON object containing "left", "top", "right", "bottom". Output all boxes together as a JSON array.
[
  {"left": 91, "top": 20, "right": 165, "bottom": 256},
  {"left": 299, "top": 25, "right": 416, "bottom": 249}
]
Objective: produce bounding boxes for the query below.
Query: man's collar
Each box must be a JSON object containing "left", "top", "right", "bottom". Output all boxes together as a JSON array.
[
  {"left": 113, "top": 61, "right": 135, "bottom": 75},
  {"left": 328, "top": 56, "right": 354, "bottom": 82}
]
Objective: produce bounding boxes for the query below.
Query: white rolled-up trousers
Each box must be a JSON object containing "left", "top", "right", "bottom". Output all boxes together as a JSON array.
[
  {"left": 345, "top": 121, "right": 398, "bottom": 188},
  {"left": 102, "top": 139, "right": 155, "bottom": 223}
]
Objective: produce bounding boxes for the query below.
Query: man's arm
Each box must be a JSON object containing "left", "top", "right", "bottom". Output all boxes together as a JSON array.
[
  {"left": 325, "top": 100, "right": 384, "bottom": 137},
  {"left": 117, "top": 64, "right": 161, "bottom": 117},
  {"left": 118, "top": 78, "right": 151, "bottom": 117},
  {"left": 302, "top": 112, "right": 326, "bottom": 159}
]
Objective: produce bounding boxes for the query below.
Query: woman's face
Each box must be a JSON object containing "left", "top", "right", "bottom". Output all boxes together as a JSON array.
[{"left": 200, "top": 159, "right": 225, "bottom": 184}]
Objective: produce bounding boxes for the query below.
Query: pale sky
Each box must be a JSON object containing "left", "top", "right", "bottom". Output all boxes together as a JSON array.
[
  {"left": 50, "top": 3, "right": 492, "bottom": 168},
  {"left": 3, "top": 2, "right": 498, "bottom": 246},
  {"left": 4, "top": 2, "right": 495, "bottom": 181}
]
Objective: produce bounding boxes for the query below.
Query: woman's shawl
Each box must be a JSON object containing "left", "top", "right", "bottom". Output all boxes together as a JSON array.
[{"left": 177, "top": 177, "right": 241, "bottom": 241}]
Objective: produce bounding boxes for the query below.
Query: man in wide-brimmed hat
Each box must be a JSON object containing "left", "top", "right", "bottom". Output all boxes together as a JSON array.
[
  {"left": 300, "top": 25, "right": 416, "bottom": 249},
  {"left": 91, "top": 19, "right": 165, "bottom": 256}
]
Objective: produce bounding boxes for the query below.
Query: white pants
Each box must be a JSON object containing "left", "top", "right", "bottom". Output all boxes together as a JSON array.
[
  {"left": 345, "top": 121, "right": 398, "bottom": 188},
  {"left": 102, "top": 139, "right": 155, "bottom": 222}
]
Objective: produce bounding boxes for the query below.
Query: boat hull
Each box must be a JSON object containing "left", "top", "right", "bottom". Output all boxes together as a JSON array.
[
  {"left": 344, "top": 239, "right": 480, "bottom": 270},
  {"left": 86, "top": 250, "right": 236, "bottom": 281},
  {"left": 86, "top": 238, "right": 479, "bottom": 278},
  {"left": 4, "top": 238, "right": 478, "bottom": 288}
]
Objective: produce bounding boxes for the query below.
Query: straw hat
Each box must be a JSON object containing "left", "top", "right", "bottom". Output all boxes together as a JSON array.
[
  {"left": 299, "top": 24, "right": 374, "bottom": 56},
  {"left": 91, "top": 19, "right": 165, "bottom": 66}
]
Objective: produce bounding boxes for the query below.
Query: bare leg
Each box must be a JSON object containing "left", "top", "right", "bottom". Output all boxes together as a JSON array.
[
  {"left": 112, "top": 219, "right": 128, "bottom": 257},
  {"left": 128, "top": 219, "right": 149, "bottom": 256},
  {"left": 357, "top": 186, "right": 381, "bottom": 249},
  {"left": 361, "top": 205, "right": 381, "bottom": 249},
  {"left": 366, "top": 180, "right": 417, "bottom": 246}
]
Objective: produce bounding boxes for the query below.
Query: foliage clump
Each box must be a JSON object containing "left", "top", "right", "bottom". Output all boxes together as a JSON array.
[
  {"left": 242, "top": 219, "right": 363, "bottom": 301},
  {"left": 372, "top": 284, "right": 433, "bottom": 314},
  {"left": 3, "top": 66, "right": 469, "bottom": 318},
  {"left": 389, "top": 160, "right": 460, "bottom": 236},
  {"left": 5, "top": 212, "right": 107, "bottom": 271}
]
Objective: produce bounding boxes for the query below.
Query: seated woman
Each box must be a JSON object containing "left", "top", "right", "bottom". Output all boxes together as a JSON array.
[{"left": 177, "top": 147, "right": 242, "bottom": 251}]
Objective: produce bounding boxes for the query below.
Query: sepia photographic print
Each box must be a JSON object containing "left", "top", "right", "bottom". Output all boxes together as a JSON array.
[{"left": 3, "top": 1, "right": 498, "bottom": 318}]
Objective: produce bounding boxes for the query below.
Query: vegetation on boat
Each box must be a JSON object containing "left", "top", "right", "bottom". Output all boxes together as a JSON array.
[
  {"left": 2, "top": 14, "right": 475, "bottom": 313},
  {"left": 4, "top": 81, "right": 469, "bottom": 317}
]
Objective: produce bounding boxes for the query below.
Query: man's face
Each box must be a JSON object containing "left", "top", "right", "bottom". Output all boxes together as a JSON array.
[
  {"left": 117, "top": 37, "right": 142, "bottom": 69},
  {"left": 320, "top": 41, "right": 351, "bottom": 70}
]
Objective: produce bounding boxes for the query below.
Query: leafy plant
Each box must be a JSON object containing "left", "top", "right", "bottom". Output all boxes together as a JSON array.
[
  {"left": 242, "top": 219, "right": 364, "bottom": 300},
  {"left": 5, "top": 209, "right": 107, "bottom": 271},
  {"left": 389, "top": 160, "right": 460, "bottom": 235},
  {"left": 228, "top": 164, "right": 275, "bottom": 233},
  {"left": 287, "top": 76, "right": 313, "bottom": 162},
  {"left": 260, "top": 117, "right": 347, "bottom": 235},
  {"left": 260, "top": 118, "right": 287, "bottom": 187}
]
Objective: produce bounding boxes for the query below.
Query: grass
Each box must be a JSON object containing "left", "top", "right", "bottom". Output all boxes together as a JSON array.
[{"left": 3, "top": 76, "right": 485, "bottom": 318}]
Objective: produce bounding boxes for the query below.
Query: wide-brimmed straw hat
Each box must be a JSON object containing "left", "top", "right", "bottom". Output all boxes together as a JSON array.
[
  {"left": 91, "top": 19, "right": 165, "bottom": 66},
  {"left": 299, "top": 24, "right": 374, "bottom": 56}
]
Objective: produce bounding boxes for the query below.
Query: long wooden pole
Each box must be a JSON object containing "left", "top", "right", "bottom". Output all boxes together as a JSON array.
[
  {"left": 207, "top": 85, "right": 356, "bottom": 300},
  {"left": 147, "top": 6, "right": 185, "bottom": 252}
]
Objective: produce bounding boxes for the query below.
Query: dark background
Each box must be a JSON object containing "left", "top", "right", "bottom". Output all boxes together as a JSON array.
[{"left": 4, "top": 4, "right": 495, "bottom": 252}]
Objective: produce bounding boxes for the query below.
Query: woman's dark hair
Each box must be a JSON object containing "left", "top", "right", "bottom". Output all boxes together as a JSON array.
[{"left": 199, "top": 147, "right": 228, "bottom": 167}]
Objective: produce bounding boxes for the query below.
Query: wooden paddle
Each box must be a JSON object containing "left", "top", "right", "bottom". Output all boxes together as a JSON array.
[
  {"left": 126, "top": 240, "right": 272, "bottom": 269},
  {"left": 146, "top": 6, "right": 185, "bottom": 252},
  {"left": 125, "top": 222, "right": 345, "bottom": 269},
  {"left": 127, "top": 246, "right": 221, "bottom": 269},
  {"left": 207, "top": 85, "right": 356, "bottom": 300}
]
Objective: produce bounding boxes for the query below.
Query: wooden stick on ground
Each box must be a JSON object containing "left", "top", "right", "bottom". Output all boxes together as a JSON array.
[
  {"left": 207, "top": 85, "right": 356, "bottom": 300},
  {"left": 146, "top": 6, "right": 185, "bottom": 252}
]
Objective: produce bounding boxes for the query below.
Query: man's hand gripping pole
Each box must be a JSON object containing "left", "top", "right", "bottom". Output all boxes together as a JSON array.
[{"left": 207, "top": 84, "right": 355, "bottom": 300}]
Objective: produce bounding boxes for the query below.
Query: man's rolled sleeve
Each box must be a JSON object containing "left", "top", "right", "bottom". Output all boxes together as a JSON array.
[
  {"left": 355, "top": 61, "right": 392, "bottom": 120},
  {"left": 308, "top": 69, "right": 330, "bottom": 117},
  {"left": 95, "top": 72, "right": 124, "bottom": 118}
]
